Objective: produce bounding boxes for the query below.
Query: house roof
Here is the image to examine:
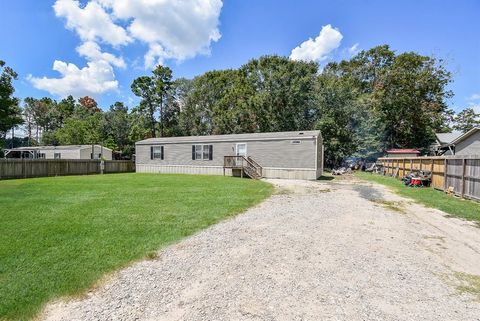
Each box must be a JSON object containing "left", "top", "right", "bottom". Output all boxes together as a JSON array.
[
  {"left": 5, "top": 145, "right": 112, "bottom": 152},
  {"left": 136, "top": 130, "right": 321, "bottom": 145},
  {"left": 451, "top": 127, "right": 480, "bottom": 145},
  {"left": 435, "top": 131, "right": 463, "bottom": 145},
  {"left": 386, "top": 149, "right": 421, "bottom": 154}
]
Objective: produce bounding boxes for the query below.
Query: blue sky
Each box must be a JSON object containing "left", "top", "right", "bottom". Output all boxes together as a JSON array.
[{"left": 1, "top": 0, "right": 479, "bottom": 112}]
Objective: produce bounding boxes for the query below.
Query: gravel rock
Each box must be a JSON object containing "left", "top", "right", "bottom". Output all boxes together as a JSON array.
[{"left": 40, "top": 178, "right": 480, "bottom": 321}]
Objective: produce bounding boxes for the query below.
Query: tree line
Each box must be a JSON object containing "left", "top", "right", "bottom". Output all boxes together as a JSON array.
[{"left": 1, "top": 45, "right": 478, "bottom": 165}]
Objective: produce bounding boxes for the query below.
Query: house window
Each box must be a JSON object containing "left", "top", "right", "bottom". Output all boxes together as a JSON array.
[
  {"left": 192, "top": 145, "right": 213, "bottom": 160},
  {"left": 150, "top": 146, "right": 164, "bottom": 160},
  {"left": 54, "top": 153, "right": 61, "bottom": 159},
  {"left": 37, "top": 153, "right": 46, "bottom": 159}
]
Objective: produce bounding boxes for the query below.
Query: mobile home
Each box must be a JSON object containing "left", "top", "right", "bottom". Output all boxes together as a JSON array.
[
  {"left": 4, "top": 145, "right": 113, "bottom": 160},
  {"left": 135, "top": 131, "right": 323, "bottom": 180}
]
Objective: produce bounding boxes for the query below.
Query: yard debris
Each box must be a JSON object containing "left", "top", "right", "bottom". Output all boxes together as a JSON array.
[
  {"left": 332, "top": 167, "right": 352, "bottom": 175},
  {"left": 402, "top": 170, "right": 432, "bottom": 188}
]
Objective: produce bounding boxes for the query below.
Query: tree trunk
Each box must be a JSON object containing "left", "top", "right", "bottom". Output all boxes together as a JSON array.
[{"left": 159, "top": 97, "right": 164, "bottom": 137}]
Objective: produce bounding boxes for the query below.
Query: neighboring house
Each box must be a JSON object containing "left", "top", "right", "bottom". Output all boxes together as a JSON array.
[
  {"left": 4, "top": 145, "right": 113, "bottom": 160},
  {"left": 385, "top": 149, "right": 421, "bottom": 158},
  {"left": 432, "top": 131, "right": 463, "bottom": 155},
  {"left": 135, "top": 131, "right": 324, "bottom": 180},
  {"left": 433, "top": 128, "right": 480, "bottom": 156}
]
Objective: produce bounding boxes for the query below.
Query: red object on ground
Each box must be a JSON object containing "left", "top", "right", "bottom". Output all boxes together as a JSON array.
[{"left": 410, "top": 178, "right": 423, "bottom": 186}]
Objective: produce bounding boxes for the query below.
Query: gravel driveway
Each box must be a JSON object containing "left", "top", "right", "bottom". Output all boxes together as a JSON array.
[{"left": 41, "top": 177, "right": 480, "bottom": 321}]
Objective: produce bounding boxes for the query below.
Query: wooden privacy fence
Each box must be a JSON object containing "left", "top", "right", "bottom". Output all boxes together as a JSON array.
[
  {"left": 0, "top": 159, "right": 135, "bottom": 180},
  {"left": 378, "top": 156, "right": 480, "bottom": 201}
]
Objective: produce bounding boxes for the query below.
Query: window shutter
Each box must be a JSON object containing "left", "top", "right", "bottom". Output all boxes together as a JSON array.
[
  {"left": 150, "top": 146, "right": 153, "bottom": 160},
  {"left": 192, "top": 145, "right": 196, "bottom": 160},
  {"left": 161, "top": 146, "right": 164, "bottom": 160},
  {"left": 209, "top": 145, "right": 213, "bottom": 160}
]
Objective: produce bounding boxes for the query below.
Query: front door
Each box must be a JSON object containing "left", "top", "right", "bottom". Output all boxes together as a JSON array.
[{"left": 236, "top": 143, "right": 247, "bottom": 157}]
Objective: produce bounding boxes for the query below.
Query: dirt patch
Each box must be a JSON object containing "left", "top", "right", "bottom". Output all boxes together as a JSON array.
[{"left": 370, "top": 199, "right": 406, "bottom": 213}]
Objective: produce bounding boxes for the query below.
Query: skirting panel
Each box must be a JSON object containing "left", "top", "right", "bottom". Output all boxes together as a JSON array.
[
  {"left": 262, "top": 167, "right": 318, "bottom": 180},
  {"left": 136, "top": 164, "right": 318, "bottom": 180},
  {"left": 136, "top": 164, "right": 230, "bottom": 176}
]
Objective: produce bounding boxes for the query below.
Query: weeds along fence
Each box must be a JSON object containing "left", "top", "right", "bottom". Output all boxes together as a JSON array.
[
  {"left": 378, "top": 156, "right": 480, "bottom": 201},
  {"left": 0, "top": 159, "right": 135, "bottom": 180}
]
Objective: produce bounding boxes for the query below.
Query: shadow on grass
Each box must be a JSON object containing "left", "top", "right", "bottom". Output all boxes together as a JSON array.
[{"left": 317, "top": 175, "right": 335, "bottom": 181}]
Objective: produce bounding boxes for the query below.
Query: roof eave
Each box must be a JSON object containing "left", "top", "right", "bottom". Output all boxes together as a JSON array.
[{"left": 451, "top": 127, "right": 480, "bottom": 145}]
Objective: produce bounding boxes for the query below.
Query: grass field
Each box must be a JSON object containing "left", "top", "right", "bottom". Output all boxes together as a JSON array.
[
  {"left": 355, "top": 171, "right": 480, "bottom": 223},
  {"left": 0, "top": 173, "right": 273, "bottom": 321}
]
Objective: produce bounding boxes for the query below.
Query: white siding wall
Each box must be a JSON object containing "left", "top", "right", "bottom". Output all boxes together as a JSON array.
[
  {"left": 455, "top": 131, "right": 480, "bottom": 156},
  {"left": 135, "top": 135, "right": 322, "bottom": 180},
  {"left": 136, "top": 138, "right": 317, "bottom": 169},
  {"left": 79, "top": 146, "right": 113, "bottom": 160},
  {"left": 41, "top": 149, "right": 80, "bottom": 159}
]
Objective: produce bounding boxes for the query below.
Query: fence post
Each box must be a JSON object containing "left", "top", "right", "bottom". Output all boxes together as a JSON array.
[
  {"left": 100, "top": 159, "right": 105, "bottom": 174},
  {"left": 443, "top": 158, "right": 448, "bottom": 191},
  {"left": 461, "top": 158, "right": 466, "bottom": 198}
]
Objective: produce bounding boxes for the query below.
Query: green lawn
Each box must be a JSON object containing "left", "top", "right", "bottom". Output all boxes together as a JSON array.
[
  {"left": 0, "top": 173, "right": 273, "bottom": 321},
  {"left": 355, "top": 171, "right": 480, "bottom": 223}
]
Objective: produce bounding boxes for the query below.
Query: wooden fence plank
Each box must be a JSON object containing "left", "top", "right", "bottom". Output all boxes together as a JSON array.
[
  {"left": 0, "top": 159, "right": 135, "bottom": 180},
  {"left": 378, "top": 156, "right": 480, "bottom": 202}
]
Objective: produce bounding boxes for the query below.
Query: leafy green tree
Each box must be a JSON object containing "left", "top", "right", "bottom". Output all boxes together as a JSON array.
[
  {"left": 181, "top": 69, "right": 251, "bottom": 135},
  {"left": 23, "top": 97, "right": 60, "bottom": 143},
  {"left": 0, "top": 60, "right": 23, "bottom": 151},
  {"left": 55, "top": 112, "right": 104, "bottom": 145},
  {"left": 23, "top": 98, "right": 37, "bottom": 145},
  {"left": 152, "top": 65, "right": 173, "bottom": 136},
  {"left": 453, "top": 107, "right": 480, "bottom": 132},
  {"left": 131, "top": 65, "right": 173, "bottom": 137},
  {"left": 131, "top": 75, "right": 157, "bottom": 137},
  {"left": 241, "top": 55, "right": 318, "bottom": 132},
  {"left": 103, "top": 102, "right": 133, "bottom": 156},
  {"left": 128, "top": 106, "right": 151, "bottom": 143},
  {"left": 373, "top": 52, "right": 452, "bottom": 149},
  {"left": 314, "top": 74, "right": 361, "bottom": 167},
  {"left": 57, "top": 95, "right": 76, "bottom": 123},
  {"left": 322, "top": 45, "right": 452, "bottom": 156}
]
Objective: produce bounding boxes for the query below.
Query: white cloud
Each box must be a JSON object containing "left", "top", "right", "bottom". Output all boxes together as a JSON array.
[
  {"left": 468, "top": 93, "right": 480, "bottom": 101},
  {"left": 30, "top": 0, "right": 224, "bottom": 98},
  {"left": 76, "top": 41, "right": 126, "bottom": 69},
  {"left": 53, "top": 0, "right": 131, "bottom": 46},
  {"left": 290, "top": 25, "right": 343, "bottom": 62},
  {"left": 348, "top": 43, "right": 360, "bottom": 55},
  {"left": 97, "top": 0, "right": 223, "bottom": 67},
  {"left": 28, "top": 60, "right": 118, "bottom": 97}
]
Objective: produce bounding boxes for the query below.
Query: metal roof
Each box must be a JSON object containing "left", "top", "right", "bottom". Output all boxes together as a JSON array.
[
  {"left": 5, "top": 145, "right": 112, "bottom": 151},
  {"left": 386, "top": 149, "right": 421, "bottom": 154},
  {"left": 435, "top": 131, "right": 463, "bottom": 144},
  {"left": 451, "top": 127, "right": 480, "bottom": 144},
  {"left": 136, "top": 130, "right": 321, "bottom": 145}
]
